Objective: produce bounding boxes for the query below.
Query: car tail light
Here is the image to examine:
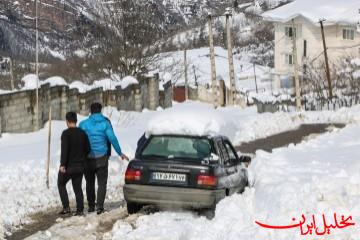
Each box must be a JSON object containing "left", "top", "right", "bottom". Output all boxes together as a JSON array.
[
  {"left": 197, "top": 175, "right": 217, "bottom": 187},
  {"left": 125, "top": 169, "right": 142, "bottom": 181}
]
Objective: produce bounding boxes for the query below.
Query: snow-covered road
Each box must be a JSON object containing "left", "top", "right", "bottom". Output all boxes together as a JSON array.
[{"left": 1, "top": 102, "right": 360, "bottom": 239}]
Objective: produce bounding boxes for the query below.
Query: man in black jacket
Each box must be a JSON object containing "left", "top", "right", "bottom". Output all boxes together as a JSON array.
[{"left": 58, "top": 112, "right": 90, "bottom": 216}]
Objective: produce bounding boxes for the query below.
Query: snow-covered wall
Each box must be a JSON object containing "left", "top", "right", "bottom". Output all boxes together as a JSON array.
[{"left": 0, "top": 75, "right": 172, "bottom": 134}]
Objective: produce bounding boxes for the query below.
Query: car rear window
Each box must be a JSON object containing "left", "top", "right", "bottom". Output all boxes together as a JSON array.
[{"left": 141, "top": 136, "right": 212, "bottom": 160}]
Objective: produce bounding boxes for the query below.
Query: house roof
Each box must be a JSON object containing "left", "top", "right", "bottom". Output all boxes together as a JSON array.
[{"left": 262, "top": 0, "right": 360, "bottom": 25}]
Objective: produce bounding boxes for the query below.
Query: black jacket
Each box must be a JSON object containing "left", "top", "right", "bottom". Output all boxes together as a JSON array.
[{"left": 61, "top": 127, "right": 90, "bottom": 173}]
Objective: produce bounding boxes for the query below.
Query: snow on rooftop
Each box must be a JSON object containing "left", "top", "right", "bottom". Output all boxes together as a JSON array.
[
  {"left": 145, "top": 102, "right": 236, "bottom": 138},
  {"left": 262, "top": 0, "right": 360, "bottom": 25}
]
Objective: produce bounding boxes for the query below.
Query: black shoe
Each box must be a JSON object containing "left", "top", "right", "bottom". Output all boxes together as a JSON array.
[
  {"left": 58, "top": 207, "right": 71, "bottom": 215},
  {"left": 74, "top": 210, "right": 84, "bottom": 216},
  {"left": 88, "top": 206, "right": 95, "bottom": 213},
  {"left": 97, "top": 208, "right": 105, "bottom": 215}
]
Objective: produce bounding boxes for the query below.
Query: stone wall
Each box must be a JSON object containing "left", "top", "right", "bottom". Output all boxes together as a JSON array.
[
  {"left": 0, "top": 74, "right": 172, "bottom": 135},
  {"left": 159, "top": 80, "right": 173, "bottom": 109},
  {"left": 0, "top": 90, "right": 35, "bottom": 133}
]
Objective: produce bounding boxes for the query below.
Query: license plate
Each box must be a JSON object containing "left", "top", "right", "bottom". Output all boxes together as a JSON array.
[{"left": 152, "top": 172, "right": 186, "bottom": 182}]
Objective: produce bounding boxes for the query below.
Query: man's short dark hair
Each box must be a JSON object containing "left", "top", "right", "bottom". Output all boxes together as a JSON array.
[
  {"left": 91, "top": 102, "right": 102, "bottom": 114},
  {"left": 66, "top": 111, "right": 77, "bottom": 123}
]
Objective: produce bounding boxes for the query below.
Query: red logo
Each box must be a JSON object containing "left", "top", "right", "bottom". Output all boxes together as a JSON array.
[{"left": 255, "top": 213, "right": 355, "bottom": 236}]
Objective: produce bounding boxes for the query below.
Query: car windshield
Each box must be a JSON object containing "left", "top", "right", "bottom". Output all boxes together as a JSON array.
[{"left": 141, "top": 136, "right": 212, "bottom": 160}]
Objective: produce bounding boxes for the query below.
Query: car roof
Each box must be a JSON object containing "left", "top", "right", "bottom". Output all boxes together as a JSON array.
[{"left": 147, "top": 133, "right": 228, "bottom": 141}]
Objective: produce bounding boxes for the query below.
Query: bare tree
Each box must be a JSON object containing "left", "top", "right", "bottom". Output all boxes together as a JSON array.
[
  {"left": 303, "top": 55, "right": 360, "bottom": 109},
  {"left": 91, "top": 0, "right": 165, "bottom": 78}
]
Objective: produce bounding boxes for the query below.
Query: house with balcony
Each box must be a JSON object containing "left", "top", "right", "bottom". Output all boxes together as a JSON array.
[{"left": 262, "top": 0, "right": 360, "bottom": 89}]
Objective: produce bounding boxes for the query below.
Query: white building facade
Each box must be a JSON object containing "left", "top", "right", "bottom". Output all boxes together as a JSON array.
[{"left": 263, "top": 0, "right": 360, "bottom": 89}]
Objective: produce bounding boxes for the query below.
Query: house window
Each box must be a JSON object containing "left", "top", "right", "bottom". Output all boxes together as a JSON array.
[
  {"left": 343, "top": 28, "right": 355, "bottom": 40},
  {"left": 285, "top": 54, "right": 293, "bottom": 65},
  {"left": 285, "top": 26, "right": 296, "bottom": 38}
]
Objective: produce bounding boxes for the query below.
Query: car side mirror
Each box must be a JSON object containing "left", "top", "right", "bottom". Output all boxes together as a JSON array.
[{"left": 238, "top": 155, "right": 251, "bottom": 167}]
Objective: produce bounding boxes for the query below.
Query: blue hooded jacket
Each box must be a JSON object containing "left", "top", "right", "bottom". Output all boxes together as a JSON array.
[{"left": 79, "top": 113, "right": 122, "bottom": 158}]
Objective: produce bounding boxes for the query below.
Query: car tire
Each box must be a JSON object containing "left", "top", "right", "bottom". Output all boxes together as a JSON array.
[
  {"left": 127, "top": 202, "right": 143, "bottom": 214},
  {"left": 198, "top": 207, "right": 215, "bottom": 220}
]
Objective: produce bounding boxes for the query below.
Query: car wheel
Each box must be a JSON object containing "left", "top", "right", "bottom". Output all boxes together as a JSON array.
[
  {"left": 127, "top": 202, "right": 143, "bottom": 214},
  {"left": 198, "top": 207, "right": 215, "bottom": 220}
]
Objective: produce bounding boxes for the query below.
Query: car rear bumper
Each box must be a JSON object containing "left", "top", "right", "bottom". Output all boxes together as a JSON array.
[{"left": 124, "top": 184, "right": 225, "bottom": 209}]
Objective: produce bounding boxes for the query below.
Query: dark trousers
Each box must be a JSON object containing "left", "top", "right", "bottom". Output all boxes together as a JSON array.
[
  {"left": 84, "top": 156, "right": 109, "bottom": 209},
  {"left": 57, "top": 171, "right": 84, "bottom": 211}
]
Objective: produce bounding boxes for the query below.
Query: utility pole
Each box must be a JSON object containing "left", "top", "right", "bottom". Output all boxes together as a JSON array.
[
  {"left": 253, "top": 63, "right": 258, "bottom": 93},
  {"left": 291, "top": 19, "right": 301, "bottom": 111},
  {"left": 35, "top": 0, "right": 40, "bottom": 130},
  {"left": 319, "top": 19, "right": 333, "bottom": 99},
  {"left": 208, "top": 13, "right": 218, "bottom": 107},
  {"left": 184, "top": 49, "right": 188, "bottom": 100},
  {"left": 225, "top": 8, "right": 236, "bottom": 105}
]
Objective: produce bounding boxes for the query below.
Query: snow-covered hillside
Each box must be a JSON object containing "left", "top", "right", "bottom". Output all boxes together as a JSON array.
[{"left": 156, "top": 47, "right": 272, "bottom": 91}]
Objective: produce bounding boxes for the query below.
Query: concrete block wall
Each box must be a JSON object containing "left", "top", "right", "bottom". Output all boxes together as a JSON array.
[
  {"left": 138, "top": 77, "right": 149, "bottom": 109},
  {"left": 0, "top": 75, "right": 164, "bottom": 134},
  {"left": 116, "top": 85, "right": 137, "bottom": 111},
  {"left": 148, "top": 74, "right": 160, "bottom": 110},
  {"left": 79, "top": 88, "right": 103, "bottom": 116},
  {"left": 162, "top": 80, "right": 173, "bottom": 108},
  {"left": 0, "top": 90, "right": 35, "bottom": 133}
]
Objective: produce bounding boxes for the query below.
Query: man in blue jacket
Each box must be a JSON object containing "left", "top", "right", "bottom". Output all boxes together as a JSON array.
[{"left": 80, "top": 102, "right": 129, "bottom": 214}]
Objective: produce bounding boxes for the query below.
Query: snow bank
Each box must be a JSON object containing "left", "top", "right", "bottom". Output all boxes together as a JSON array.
[
  {"left": 111, "top": 120, "right": 360, "bottom": 240},
  {"left": 2, "top": 102, "right": 360, "bottom": 238},
  {"left": 145, "top": 102, "right": 237, "bottom": 139}
]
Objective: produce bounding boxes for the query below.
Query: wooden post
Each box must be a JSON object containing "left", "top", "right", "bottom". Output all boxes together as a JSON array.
[
  {"left": 225, "top": 9, "right": 236, "bottom": 105},
  {"left": 184, "top": 49, "right": 188, "bottom": 100},
  {"left": 35, "top": 0, "right": 40, "bottom": 130},
  {"left": 291, "top": 19, "right": 301, "bottom": 111},
  {"left": 46, "top": 105, "right": 52, "bottom": 189},
  {"left": 253, "top": 63, "right": 258, "bottom": 93},
  {"left": 208, "top": 13, "right": 218, "bottom": 107},
  {"left": 319, "top": 19, "right": 333, "bottom": 99}
]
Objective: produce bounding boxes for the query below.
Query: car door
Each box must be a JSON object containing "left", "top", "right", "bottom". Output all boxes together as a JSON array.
[
  {"left": 213, "top": 137, "right": 230, "bottom": 190},
  {"left": 215, "top": 138, "right": 239, "bottom": 193},
  {"left": 223, "top": 139, "right": 248, "bottom": 194}
]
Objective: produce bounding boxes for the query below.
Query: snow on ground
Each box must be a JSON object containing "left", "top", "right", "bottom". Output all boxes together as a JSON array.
[
  {"left": 111, "top": 121, "right": 360, "bottom": 240},
  {"left": 1, "top": 102, "right": 360, "bottom": 238}
]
